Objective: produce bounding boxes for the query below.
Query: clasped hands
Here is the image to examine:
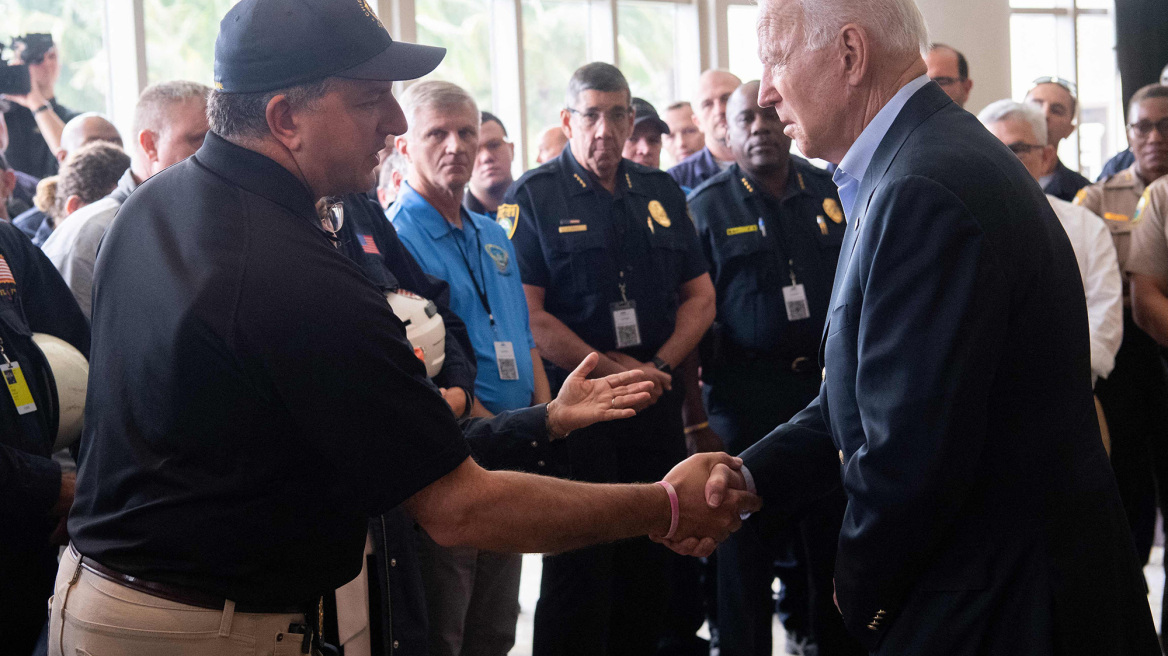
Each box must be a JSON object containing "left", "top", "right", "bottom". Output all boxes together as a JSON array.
[{"left": 650, "top": 452, "right": 762, "bottom": 558}]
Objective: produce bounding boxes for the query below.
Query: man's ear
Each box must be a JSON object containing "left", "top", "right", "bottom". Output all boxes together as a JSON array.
[
  {"left": 138, "top": 128, "right": 159, "bottom": 163},
  {"left": 839, "top": 24, "right": 871, "bottom": 87},
  {"left": 65, "top": 194, "right": 84, "bottom": 216},
  {"left": 266, "top": 94, "right": 303, "bottom": 151},
  {"left": 560, "top": 108, "right": 573, "bottom": 140},
  {"left": 395, "top": 135, "right": 411, "bottom": 164}
]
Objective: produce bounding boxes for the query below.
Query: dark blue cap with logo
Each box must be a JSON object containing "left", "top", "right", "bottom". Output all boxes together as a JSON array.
[{"left": 214, "top": 0, "right": 446, "bottom": 93}]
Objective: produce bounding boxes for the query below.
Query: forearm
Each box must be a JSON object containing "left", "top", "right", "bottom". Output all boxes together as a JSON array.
[
  {"left": 1132, "top": 274, "right": 1168, "bottom": 347},
  {"left": 529, "top": 308, "right": 625, "bottom": 377},
  {"left": 654, "top": 294, "right": 714, "bottom": 368},
  {"left": 35, "top": 107, "right": 66, "bottom": 155},
  {"left": 531, "top": 347, "right": 552, "bottom": 404},
  {"left": 407, "top": 457, "right": 670, "bottom": 552}
]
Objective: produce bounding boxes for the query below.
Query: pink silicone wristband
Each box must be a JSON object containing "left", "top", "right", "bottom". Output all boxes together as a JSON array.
[{"left": 656, "top": 480, "right": 679, "bottom": 540}]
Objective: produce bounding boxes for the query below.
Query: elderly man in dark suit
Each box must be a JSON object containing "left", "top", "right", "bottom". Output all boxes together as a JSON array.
[{"left": 664, "top": 0, "right": 1162, "bottom": 653}]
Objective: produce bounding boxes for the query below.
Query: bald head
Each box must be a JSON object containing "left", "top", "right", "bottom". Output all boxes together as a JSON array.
[
  {"left": 694, "top": 69, "right": 743, "bottom": 161},
  {"left": 58, "top": 113, "right": 122, "bottom": 163},
  {"left": 536, "top": 125, "right": 568, "bottom": 164}
]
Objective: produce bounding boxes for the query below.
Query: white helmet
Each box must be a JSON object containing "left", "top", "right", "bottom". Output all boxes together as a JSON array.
[
  {"left": 385, "top": 290, "right": 446, "bottom": 378},
  {"left": 31, "top": 333, "right": 89, "bottom": 451}
]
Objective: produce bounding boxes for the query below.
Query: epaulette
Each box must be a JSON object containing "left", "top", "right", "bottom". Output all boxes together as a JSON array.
[
  {"left": 687, "top": 167, "right": 736, "bottom": 202},
  {"left": 511, "top": 159, "right": 561, "bottom": 189}
]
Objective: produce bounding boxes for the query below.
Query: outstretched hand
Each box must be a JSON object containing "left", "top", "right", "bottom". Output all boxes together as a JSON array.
[
  {"left": 650, "top": 453, "right": 762, "bottom": 558},
  {"left": 547, "top": 352, "right": 656, "bottom": 436}
]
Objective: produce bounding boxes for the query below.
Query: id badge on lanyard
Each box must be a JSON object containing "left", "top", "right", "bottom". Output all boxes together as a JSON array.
[
  {"left": 782, "top": 266, "right": 811, "bottom": 322},
  {"left": 610, "top": 279, "right": 642, "bottom": 349},
  {"left": 494, "top": 340, "right": 519, "bottom": 381},
  {"left": 0, "top": 338, "right": 36, "bottom": 414}
]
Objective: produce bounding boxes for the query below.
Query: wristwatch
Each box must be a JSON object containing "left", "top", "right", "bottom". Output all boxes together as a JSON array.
[
  {"left": 33, "top": 103, "right": 53, "bottom": 115},
  {"left": 651, "top": 356, "right": 672, "bottom": 376}
]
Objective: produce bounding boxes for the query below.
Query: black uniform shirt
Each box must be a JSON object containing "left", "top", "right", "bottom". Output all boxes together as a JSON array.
[
  {"left": 4, "top": 99, "right": 78, "bottom": 179},
  {"left": 69, "top": 132, "right": 471, "bottom": 606},
  {"left": 688, "top": 160, "right": 844, "bottom": 363},
  {"left": 1043, "top": 159, "right": 1091, "bottom": 203},
  {"left": 504, "top": 145, "right": 706, "bottom": 376}
]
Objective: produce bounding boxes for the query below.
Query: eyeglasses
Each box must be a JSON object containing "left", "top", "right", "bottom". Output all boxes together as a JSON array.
[
  {"left": 1030, "top": 76, "right": 1078, "bottom": 100},
  {"left": 1007, "top": 142, "right": 1045, "bottom": 156},
  {"left": 567, "top": 106, "right": 632, "bottom": 129},
  {"left": 1128, "top": 118, "right": 1168, "bottom": 138},
  {"left": 930, "top": 76, "right": 965, "bottom": 87}
]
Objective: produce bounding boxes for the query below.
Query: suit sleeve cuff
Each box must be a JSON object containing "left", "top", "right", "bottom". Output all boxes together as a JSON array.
[{"left": 739, "top": 464, "right": 757, "bottom": 519}]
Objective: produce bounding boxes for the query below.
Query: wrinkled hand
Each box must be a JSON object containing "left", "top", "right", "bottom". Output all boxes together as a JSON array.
[
  {"left": 651, "top": 453, "right": 762, "bottom": 558},
  {"left": 548, "top": 352, "right": 656, "bottom": 435}
]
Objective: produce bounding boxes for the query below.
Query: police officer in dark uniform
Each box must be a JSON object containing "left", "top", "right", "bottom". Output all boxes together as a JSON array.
[
  {"left": 0, "top": 219, "right": 89, "bottom": 654},
  {"left": 687, "top": 81, "right": 861, "bottom": 656},
  {"left": 504, "top": 62, "right": 716, "bottom": 656}
]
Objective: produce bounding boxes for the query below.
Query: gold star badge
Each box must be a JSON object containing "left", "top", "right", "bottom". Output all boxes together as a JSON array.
[
  {"left": 648, "top": 200, "right": 671, "bottom": 228},
  {"left": 823, "top": 198, "right": 844, "bottom": 224}
]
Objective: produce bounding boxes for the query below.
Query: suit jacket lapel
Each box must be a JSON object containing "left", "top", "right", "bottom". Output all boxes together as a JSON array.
[{"left": 817, "top": 82, "right": 955, "bottom": 365}]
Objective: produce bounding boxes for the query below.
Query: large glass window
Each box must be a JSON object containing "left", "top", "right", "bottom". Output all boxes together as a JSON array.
[
  {"left": 522, "top": 0, "right": 588, "bottom": 156},
  {"left": 3, "top": 0, "right": 107, "bottom": 113},
  {"left": 144, "top": 0, "right": 234, "bottom": 87},
  {"left": 416, "top": 0, "right": 493, "bottom": 109},
  {"left": 617, "top": 1, "right": 678, "bottom": 113},
  {"left": 726, "top": 3, "right": 760, "bottom": 83}
]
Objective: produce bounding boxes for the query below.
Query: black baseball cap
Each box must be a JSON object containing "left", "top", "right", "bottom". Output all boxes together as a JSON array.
[
  {"left": 214, "top": 0, "right": 446, "bottom": 93},
  {"left": 632, "top": 97, "right": 670, "bottom": 135}
]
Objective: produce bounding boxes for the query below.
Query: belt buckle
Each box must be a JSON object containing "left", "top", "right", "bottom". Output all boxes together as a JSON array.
[{"left": 791, "top": 356, "right": 811, "bottom": 374}]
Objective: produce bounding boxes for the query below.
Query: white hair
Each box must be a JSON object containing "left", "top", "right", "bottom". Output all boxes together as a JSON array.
[
  {"left": 400, "top": 80, "right": 479, "bottom": 137},
  {"left": 794, "top": 0, "right": 929, "bottom": 55},
  {"left": 977, "top": 99, "right": 1048, "bottom": 146}
]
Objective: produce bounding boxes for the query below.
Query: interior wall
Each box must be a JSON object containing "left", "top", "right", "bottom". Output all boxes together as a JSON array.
[{"left": 916, "top": 0, "right": 1012, "bottom": 115}]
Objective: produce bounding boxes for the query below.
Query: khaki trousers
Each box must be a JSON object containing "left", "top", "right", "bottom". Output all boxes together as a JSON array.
[{"left": 48, "top": 545, "right": 313, "bottom": 656}]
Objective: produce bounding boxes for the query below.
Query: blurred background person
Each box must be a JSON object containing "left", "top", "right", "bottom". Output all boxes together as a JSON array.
[
  {"left": 924, "top": 43, "right": 972, "bottom": 108},
  {"left": 624, "top": 97, "right": 669, "bottom": 169},
  {"left": 1026, "top": 76, "right": 1092, "bottom": 201},
  {"left": 669, "top": 69, "right": 741, "bottom": 190},
  {"left": 2, "top": 33, "right": 77, "bottom": 179},
  {"left": 534, "top": 124, "right": 567, "bottom": 165},
  {"left": 45, "top": 141, "right": 129, "bottom": 235},
  {"left": 662, "top": 101, "right": 704, "bottom": 165},
  {"left": 377, "top": 145, "right": 408, "bottom": 210},
  {"left": 1098, "top": 63, "right": 1168, "bottom": 181},
  {"left": 466, "top": 110, "right": 516, "bottom": 222},
  {"left": 53, "top": 112, "right": 121, "bottom": 165}
]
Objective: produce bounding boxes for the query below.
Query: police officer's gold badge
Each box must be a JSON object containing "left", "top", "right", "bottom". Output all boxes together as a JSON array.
[
  {"left": 648, "top": 200, "right": 671, "bottom": 228},
  {"left": 823, "top": 198, "right": 844, "bottom": 224}
]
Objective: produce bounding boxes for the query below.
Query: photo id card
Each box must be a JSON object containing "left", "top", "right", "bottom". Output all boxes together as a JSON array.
[
  {"left": 782, "top": 284, "right": 811, "bottom": 321},
  {"left": 1, "top": 361, "right": 36, "bottom": 414},
  {"left": 494, "top": 341, "right": 520, "bottom": 381},
  {"left": 610, "top": 300, "right": 643, "bottom": 349}
]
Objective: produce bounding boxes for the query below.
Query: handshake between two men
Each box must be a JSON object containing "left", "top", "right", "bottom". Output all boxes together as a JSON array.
[{"left": 404, "top": 352, "right": 762, "bottom": 558}]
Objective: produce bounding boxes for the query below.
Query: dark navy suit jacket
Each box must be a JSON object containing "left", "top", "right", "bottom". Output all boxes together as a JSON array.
[{"left": 741, "top": 82, "right": 1158, "bottom": 655}]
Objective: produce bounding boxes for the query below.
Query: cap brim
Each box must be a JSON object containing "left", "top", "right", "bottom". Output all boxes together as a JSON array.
[
  {"left": 635, "top": 116, "right": 671, "bottom": 135},
  {"left": 336, "top": 40, "right": 446, "bottom": 82}
]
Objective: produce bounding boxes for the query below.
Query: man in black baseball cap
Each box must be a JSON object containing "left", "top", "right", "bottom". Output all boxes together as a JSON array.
[
  {"left": 50, "top": 0, "right": 761, "bottom": 653},
  {"left": 624, "top": 97, "right": 670, "bottom": 169}
]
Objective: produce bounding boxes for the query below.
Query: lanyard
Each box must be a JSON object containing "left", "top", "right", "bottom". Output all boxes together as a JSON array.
[{"left": 453, "top": 213, "right": 495, "bottom": 328}]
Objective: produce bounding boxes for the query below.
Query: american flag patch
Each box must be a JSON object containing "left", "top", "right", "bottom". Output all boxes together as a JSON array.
[
  {"left": 0, "top": 256, "right": 13, "bottom": 285},
  {"left": 358, "top": 234, "right": 379, "bottom": 255}
]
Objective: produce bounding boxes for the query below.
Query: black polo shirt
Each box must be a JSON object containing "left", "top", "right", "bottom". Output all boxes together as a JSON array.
[
  {"left": 69, "top": 132, "right": 470, "bottom": 607},
  {"left": 4, "top": 99, "right": 78, "bottom": 179},
  {"left": 687, "top": 159, "right": 844, "bottom": 365},
  {"left": 504, "top": 146, "right": 706, "bottom": 375}
]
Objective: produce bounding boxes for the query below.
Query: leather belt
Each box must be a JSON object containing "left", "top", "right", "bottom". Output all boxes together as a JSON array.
[{"left": 72, "top": 545, "right": 307, "bottom": 615}]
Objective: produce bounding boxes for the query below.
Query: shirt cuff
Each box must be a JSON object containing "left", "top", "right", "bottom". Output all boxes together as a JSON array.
[{"left": 739, "top": 464, "right": 757, "bottom": 520}]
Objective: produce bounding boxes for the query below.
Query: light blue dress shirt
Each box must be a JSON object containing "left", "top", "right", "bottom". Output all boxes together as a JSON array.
[
  {"left": 832, "top": 75, "right": 932, "bottom": 223},
  {"left": 391, "top": 183, "right": 537, "bottom": 414}
]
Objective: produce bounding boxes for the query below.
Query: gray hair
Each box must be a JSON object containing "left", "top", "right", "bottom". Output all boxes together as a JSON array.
[
  {"left": 379, "top": 147, "right": 408, "bottom": 190},
  {"left": 791, "top": 0, "right": 929, "bottom": 55},
  {"left": 565, "top": 62, "right": 631, "bottom": 109},
  {"left": 400, "top": 80, "right": 479, "bottom": 137},
  {"left": 206, "top": 78, "right": 334, "bottom": 141},
  {"left": 977, "top": 99, "right": 1049, "bottom": 146},
  {"left": 134, "top": 80, "right": 210, "bottom": 135}
]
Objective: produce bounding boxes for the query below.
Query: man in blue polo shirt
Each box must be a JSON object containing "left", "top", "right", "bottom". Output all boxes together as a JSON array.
[{"left": 392, "top": 79, "right": 550, "bottom": 656}]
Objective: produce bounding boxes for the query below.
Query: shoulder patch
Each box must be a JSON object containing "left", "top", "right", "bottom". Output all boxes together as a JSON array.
[
  {"left": 1072, "top": 188, "right": 1088, "bottom": 206},
  {"left": 497, "top": 203, "right": 520, "bottom": 239},
  {"left": 823, "top": 198, "right": 844, "bottom": 224},
  {"left": 1134, "top": 188, "right": 1151, "bottom": 225}
]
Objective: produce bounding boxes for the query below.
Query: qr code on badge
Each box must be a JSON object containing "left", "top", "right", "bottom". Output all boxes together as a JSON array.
[
  {"left": 498, "top": 359, "right": 519, "bottom": 380},
  {"left": 616, "top": 325, "right": 641, "bottom": 348},
  {"left": 785, "top": 299, "right": 810, "bottom": 321}
]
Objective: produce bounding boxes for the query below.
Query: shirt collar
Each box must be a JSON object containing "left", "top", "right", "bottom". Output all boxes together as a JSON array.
[
  {"left": 396, "top": 182, "right": 482, "bottom": 240},
  {"left": 737, "top": 163, "right": 812, "bottom": 203},
  {"left": 833, "top": 74, "right": 931, "bottom": 212},
  {"left": 193, "top": 131, "right": 317, "bottom": 225},
  {"left": 561, "top": 144, "right": 640, "bottom": 198}
]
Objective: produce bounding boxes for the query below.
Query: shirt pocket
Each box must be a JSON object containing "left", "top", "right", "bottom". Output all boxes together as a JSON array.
[{"left": 552, "top": 227, "right": 609, "bottom": 295}]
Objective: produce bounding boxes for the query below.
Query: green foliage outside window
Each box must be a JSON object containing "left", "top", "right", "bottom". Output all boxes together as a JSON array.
[{"left": 2, "top": 0, "right": 107, "bottom": 113}]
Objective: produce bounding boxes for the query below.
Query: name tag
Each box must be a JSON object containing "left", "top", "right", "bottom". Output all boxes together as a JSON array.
[
  {"left": 782, "top": 284, "right": 811, "bottom": 322},
  {"left": 610, "top": 300, "right": 642, "bottom": 348},
  {"left": 1103, "top": 212, "right": 1129, "bottom": 222},
  {"left": 494, "top": 341, "right": 519, "bottom": 381},
  {"left": 726, "top": 225, "right": 759, "bottom": 236},
  {"left": 558, "top": 224, "right": 588, "bottom": 234},
  {"left": 2, "top": 361, "right": 36, "bottom": 414}
]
